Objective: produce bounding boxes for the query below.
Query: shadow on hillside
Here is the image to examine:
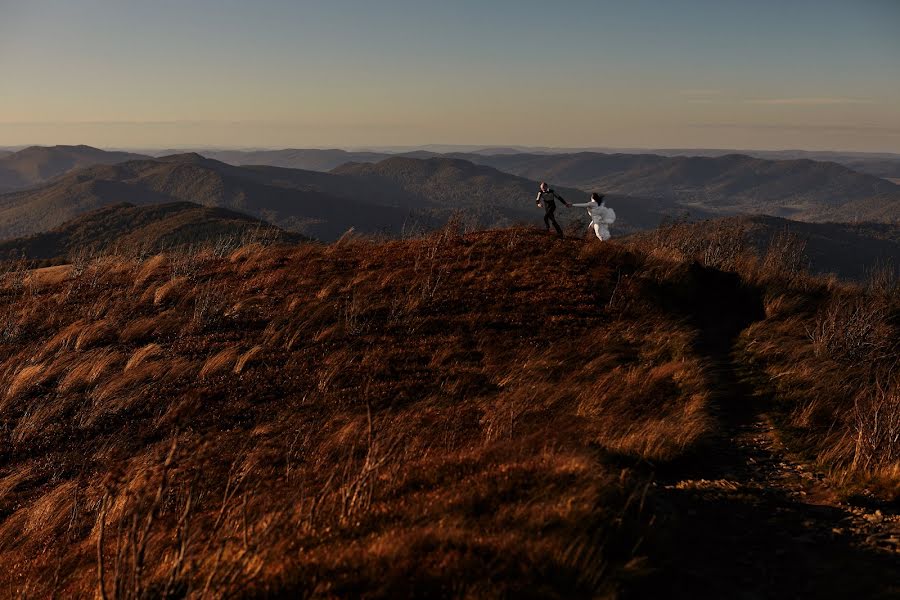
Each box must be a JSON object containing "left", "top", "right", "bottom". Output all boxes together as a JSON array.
[
  {"left": 630, "top": 262, "right": 900, "bottom": 599},
  {"left": 651, "top": 261, "right": 765, "bottom": 354},
  {"left": 635, "top": 484, "right": 900, "bottom": 599}
]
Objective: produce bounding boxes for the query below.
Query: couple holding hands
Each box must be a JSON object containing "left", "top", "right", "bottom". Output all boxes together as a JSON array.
[{"left": 536, "top": 182, "right": 615, "bottom": 241}]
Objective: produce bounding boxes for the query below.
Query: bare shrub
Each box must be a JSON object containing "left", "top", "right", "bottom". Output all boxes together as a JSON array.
[
  {"left": 699, "top": 219, "right": 748, "bottom": 270},
  {"left": 169, "top": 248, "right": 203, "bottom": 281},
  {"left": 630, "top": 217, "right": 749, "bottom": 271},
  {"left": 0, "top": 303, "right": 20, "bottom": 342},
  {"left": 807, "top": 295, "right": 891, "bottom": 363},
  {"left": 1, "top": 256, "right": 31, "bottom": 291},
  {"left": 762, "top": 229, "right": 808, "bottom": 278},
  {"left": 852, "top": 382, "right": 900, "bottom": 471},
  {"left": 338, "top": 405, "right": 400, "bottom": 523},
  {"left": 867, "top": 260, "right": 899, "bottom": 298},
  {"left": 192, "top": 283, "right": 229, "bottom": 330},
  {"left": 340, "top": 294, "right": 367, "bottom": 335}
]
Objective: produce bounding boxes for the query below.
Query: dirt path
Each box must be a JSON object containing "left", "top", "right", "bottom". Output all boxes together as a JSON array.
[
  {"left": 626, "top": 266, "right": 900, "bottom": 598},
  {"left": 631, "top": 356, "right": 900, "bottom": 599}
]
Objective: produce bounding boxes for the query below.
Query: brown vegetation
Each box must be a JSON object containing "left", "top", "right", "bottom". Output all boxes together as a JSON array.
[
  {"left": 0, "top": 225, "right": 721, "bottom": 597},
  {"left": 630, "top": 218, "right": 900, "bottom": 498},
  {"left": 0, "top": 222, "right": 896, "bottom": 597}
]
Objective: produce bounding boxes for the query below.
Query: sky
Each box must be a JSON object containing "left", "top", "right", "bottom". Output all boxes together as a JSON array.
[{"left": 0, "top": 0, "right": 898, "bottom": 152}]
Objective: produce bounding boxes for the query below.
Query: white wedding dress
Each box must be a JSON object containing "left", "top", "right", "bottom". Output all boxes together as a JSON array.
[{"left": 570, "top": 199, "right": 616, "bottom": 241}]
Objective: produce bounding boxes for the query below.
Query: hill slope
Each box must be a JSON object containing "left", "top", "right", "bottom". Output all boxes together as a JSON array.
[
  {"left": 196, "top": 148, "right": 394, "bottom": 171},
  {"left": 446, "top": 152, "right": 900, "bottom": 222},
  {"left": 640, "top": 148, "right": 900, "bottom": 181},
  {"left": 0, "top": 145, "right": 150, "bottom": 193},
  {"left": 160, "top": 147, "right": 900, "bottom": 182},
  {"left": 0, "top": 154, "right": 700, "bottom": 241},
  {"left": 0, "top": 228, "right": 896, "bottom": 597},
  {"left": 0, "top": 154, "right": 414, "bottom": 241},
  {"left": 165, "top": 148, "right": 900, "bottom": 223},
  {"left": 332, "top": 156, "right": 701, "bottom": 232},
  {"left": 627, "top": 216, "right": 900, "bottom": 281},
  {"left": 0, "top": 201, "right": 301, "bottom": 263}
]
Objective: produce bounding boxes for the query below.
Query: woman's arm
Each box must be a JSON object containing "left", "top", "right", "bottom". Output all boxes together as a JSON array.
[{"left": 569, "top": 202, "right": 592, "bottom": 208}]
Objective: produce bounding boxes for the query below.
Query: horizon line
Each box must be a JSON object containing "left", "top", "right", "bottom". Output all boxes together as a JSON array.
[{"left": 2, "top": 142, "right": 899, "bottom": 158}]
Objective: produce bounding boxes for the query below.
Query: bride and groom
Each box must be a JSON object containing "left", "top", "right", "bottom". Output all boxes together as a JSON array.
[{"left": 535, "top": 182, "right": 615, "bottom": 241}]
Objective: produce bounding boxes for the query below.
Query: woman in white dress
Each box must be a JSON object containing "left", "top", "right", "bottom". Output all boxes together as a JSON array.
[{"left": 570, "top": 193, "right": 616, "bottom": 241}]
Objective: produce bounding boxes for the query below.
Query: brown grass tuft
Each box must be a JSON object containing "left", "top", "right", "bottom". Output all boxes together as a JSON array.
[
  {"left": 5, "top": 363, "right": 47, "bottom": 402},
  {"left": 199, "top": 346, "right": 240, "bottom": 379},
  {"left": 125, "top": 344, "right": 162, "bottom": 373}
]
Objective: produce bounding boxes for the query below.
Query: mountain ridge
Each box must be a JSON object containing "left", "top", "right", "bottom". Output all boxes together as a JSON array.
[
  {"left": 444, "top": 151, "right": 900, "bottom": 222},
  {"left": 0, "top": 154, "right": 699, "bottom": 242},
  {"left": 0, "top": 201, "right": 301, "bottom": 263},
  {"left": 0, "top": 155, "right": 416, "bottom": 241},
  {"left": 0, "top": 144, "right": 151, "bottom": 193}
]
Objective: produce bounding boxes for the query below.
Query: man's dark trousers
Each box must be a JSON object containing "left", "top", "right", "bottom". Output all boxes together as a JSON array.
[{"left": 543, "top": 201, "right": 563, "bottom": 238}]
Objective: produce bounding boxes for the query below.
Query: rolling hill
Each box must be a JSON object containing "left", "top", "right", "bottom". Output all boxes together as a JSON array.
[
  {"left": 188, "top": 145, "right": 900, "bottom": 183},
  {"left": 644, "top": 148, "right": 900, "bottom": 181},
  {"left": 331, "top": 156, "right": 701, "bottom": 232},
  {"left": 0, "top": 201, "right": 302, "bottom": 263},
  {"left": 0, "top": 145, "right": 151, "bottom": 193},
  {"left": 448, "top": 152, "right": 900, "bottom": 223},
  {"left": 0, "top": 154, "right": 701, "bottom": 242},
  {"left": 194, "top": 148, "right": 395, "bottom": 171},
  {"left": 0, "top": 154, "right": 416, "bottom": 241},
  {"left": 150, "top": 147, "right": 900, "bottom": 224}
]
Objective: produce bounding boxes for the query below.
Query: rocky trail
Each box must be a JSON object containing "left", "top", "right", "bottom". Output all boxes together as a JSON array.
[
  {"left": 642, "top": 361, "right": 900, "bottom": 599},
  {"left": 629, "top": 267, "right": 900, "bottom": 599}
]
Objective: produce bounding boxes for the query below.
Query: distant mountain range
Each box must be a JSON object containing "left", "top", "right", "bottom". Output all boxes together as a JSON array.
[
  {"left": 0, "top": 150, "right": 698, "bottom": 242},
  {"left": 1, "top": 145, "right": 897, "bottom": 245},
  {"left": 743, "top": 216, "right": 900, "bottom": 280},
  {"left": 169, "top": 148, "right": 900, "bottom": 223},
  {"left": 0, "top": 153, "right": 416, "bottom": 241},
  {"left": 192, "top": 148, "right": 393, "bottom": 171},
  {"left": 330, "top": 156, "right": 690, "bottom": 232},
  {"left": 0, "top": 201, "right": 302, "bottom": 263},
  {"left": 0, "top": 145, "right": 150, "bottom": 193},
  {"left": 442, "top": 152, "right": 900, "bottom": 223},
  {"left": 195, "top": 146, "right": 900, "bottom": 181},
  {"left": 613, "top": 148, "right": 900, "bottom": 181},
  {"left": 0, "top": 145, "right": 896, "bottom": 283}
]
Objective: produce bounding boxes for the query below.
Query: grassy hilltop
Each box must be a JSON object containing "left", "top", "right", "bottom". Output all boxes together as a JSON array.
[{"left": 0, "top": 223, "right": 897, "bottom": 598}]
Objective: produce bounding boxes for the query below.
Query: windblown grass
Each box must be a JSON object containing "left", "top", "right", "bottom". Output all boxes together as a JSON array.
[{"left": 1, "top": 221, "right": 893, "bottom": 596}]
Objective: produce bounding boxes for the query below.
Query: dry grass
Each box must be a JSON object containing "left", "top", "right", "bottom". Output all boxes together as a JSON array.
[
  {"left": 5, "top": 363, "right": 48, "bottom": 402},
  {"left": 0, "top": 223, "right": 893, "bottom": 596},
  {"left": 628, "top": 219, "right": 899, "bottom": 498}
]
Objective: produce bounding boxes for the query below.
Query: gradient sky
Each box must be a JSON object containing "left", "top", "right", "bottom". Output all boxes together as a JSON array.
[{"left": 1, "top": 0, "right": 898, "bottom": 151}]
